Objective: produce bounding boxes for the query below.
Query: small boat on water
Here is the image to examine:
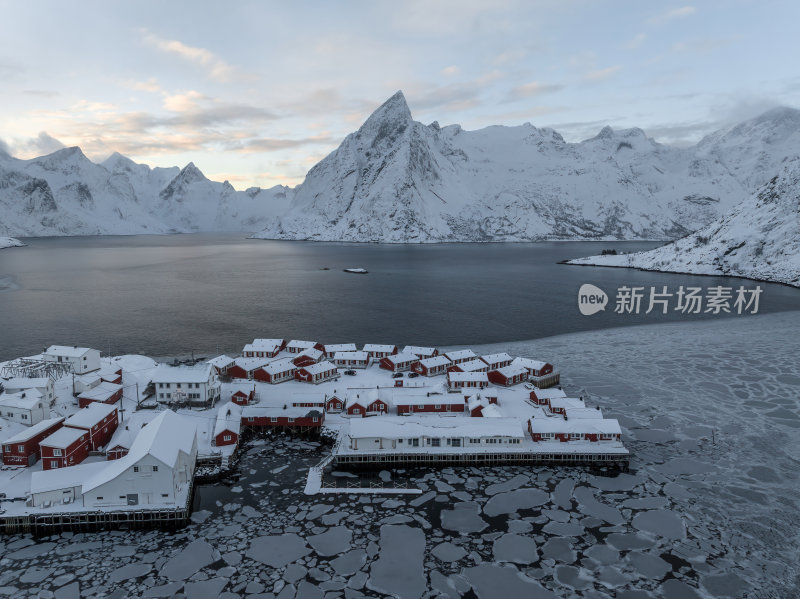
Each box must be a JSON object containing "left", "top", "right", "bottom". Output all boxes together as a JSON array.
[{"left": 343, "top": 268, "right": 369, "bottom": 274}]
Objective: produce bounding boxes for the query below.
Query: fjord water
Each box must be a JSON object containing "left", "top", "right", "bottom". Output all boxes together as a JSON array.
[{"left": 1, "top": 233, "right": 798, "bottom": 361}]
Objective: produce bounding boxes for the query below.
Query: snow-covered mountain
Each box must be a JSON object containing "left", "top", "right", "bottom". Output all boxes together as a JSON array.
[
  {"left": 567, "top": 156, "right": 800, "bottom": 287},
  {"left": 0, "top": 147, "right": 291, "bottom": 236},
  {"left": 2, "top": 92, "right": 799, "bottom": 241},
  {"left": 255, "top": 93, "right": 800, "bottom": 242}
]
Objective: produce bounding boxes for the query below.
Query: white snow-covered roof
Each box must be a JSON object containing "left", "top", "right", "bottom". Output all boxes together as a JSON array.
[
  {"left": 290, "top": 392, "right": 326, "bottom": 404},
  {"left": 233, "top": 357, "right": 271, "bottom": 372},
  {"left": 323, "top": 343, "right": 357, "bottom": 353},
  {"left": 457, "top": 359, "right": 488, "bottom": 372},
  {"left": 564, "top": 407, "right": 604, "bottom": 419},
  {"left": 82, "top": 410, "right": 197, "bottom": 494},
  {"left": 529, "top": 418, "right": 621, "bottom": 435},
  {"left": 549, "top": 397, "right": 586, "bottom": 410},
  {"left": 481, "top": 352, "right": 513, "bottom": 364},
  {"left": 334, "top": 351, "right": 368, "bottom": 361},
  {"left": 418, "top": 355, "right": 451, "bottom": 369},
  {"left": 345, "top": 388, "right": 379, "bottom": 407},
  {"left": 0, "top": 388, "right": 44, "bottom": 409},
  {"left": 214, "top": 402, "right": 242, "bottom": 437},
  {"left": 287, "top": 340, "right": 316, "bottom": 350},
  {"left": 30, "top": 460, "right": 109, "bottom": 495},
  {"left": 348, "top": 416, "right": 524, "bottom": 440},
  {"left": 482, "top": 404, "right": 504, "bottom": 418},
  {"left": 2, "top": 417, "right": 64, "bottom": 445},
  {"left": 64, "top": 403, "right": 117, "bottom": 429},
  {"left": 298, "top": 361, "right": 336, "bottom": 375},
  {"left": 296, "top": 348, "right": 323, "bottom": 361},
  {"left": 41, "top": 426, "right": 87, "bottom": 449},
  {"left": 247, "top": 338, "right": 284, "bottom": 348},
  {"left": 384, "top": 352, "right": 419, "bottom": 364},
  {"left": 207, "top": 355, "right": 235, "bottom": 368},
  {"left": 151, "top": 364, "right": 213, "bottom": 384},
  {"left": 44, "top": 345, "right": 95, "bottom": 358},
  {"left": 2, "top": 377, "right": 51, "bottom": 391},
  {"left": 511, "top": 357, "right": 550, "bottom": 371},
  {"left": 259, "top": 358, "right": 297, "bottom": 375},
  {"left": 444, "top": 349, "right": 476, "bottom": 362},
  {"left": 402, "top": 346, "right": 437, "bottom": 357},
  {"left": 362, "top": 344, "right": 396, "bottom": 353},
  {"left": 448, "top": 371, "right": 489, "bottom": 383},
  {"left": 530, "top": 387, "right": 567, "bottom": 400},
  {"left": 77, "top": 381, "right": 122, "bottom": 402},
  {"left": 106, "top": 411, "right": 155, "bottom": 452},
  {"left": 493, "top": 365, "right": 529, "bottom": 378},
  {"left": 392, "top": 394, "right": 464, "bottom": 406}
]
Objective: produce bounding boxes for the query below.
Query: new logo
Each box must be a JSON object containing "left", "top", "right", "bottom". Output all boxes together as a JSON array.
[{"left": 578, "top": 284, "right": 608, "bottom": 315}]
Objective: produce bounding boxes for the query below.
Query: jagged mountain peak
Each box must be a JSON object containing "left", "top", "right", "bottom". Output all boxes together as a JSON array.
[
  {"left": 356, "top": 91, "right": 413, "bottom": 146},
  {"left": 178, "top": 162, "right": 208, "bottom": 183}
]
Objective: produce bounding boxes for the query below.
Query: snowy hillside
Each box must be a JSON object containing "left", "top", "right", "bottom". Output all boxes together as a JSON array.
[
  {"left": 0, "top": 147, "right": 291, "bottom": 237},
  {"left": 567, "top": 156, "right": 800, "bottom": 287},
  {"left": 254, "top": 93, "right": 800, "bottom": 243},
  {"left": 0, "top": 236, "right": 24, "bottom": 249}
]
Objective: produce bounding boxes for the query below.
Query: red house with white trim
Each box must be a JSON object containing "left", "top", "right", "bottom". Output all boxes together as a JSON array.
[
  {"left": 528, "top": 387, "right": 567, "bottom": 407},
  {"left": 447, "top": 371, "right": 489, "bottom": 392},
  {"left": 402, "top": 346, "right": 438, "bottom": 359},
  {"left": 227, "top": 357, "right": 271, "bottom": 380},
  {"left": 2, "top": 417, "right": 64, "bottom": 466},
  {"left": 242, "top": 338, "right": 285, "bottom": 358},
  {"left": 208, "top": 355, "right": 235, "bottom": 376},
  {"left": 488, "top": 365, "right": 529, "bottom": 387},
  {"left": 292, "top": 348, "right": 323, "bottom": 368},
  {"left": 63, "top": 403, "right": 118, "bottom": 451},
  {"left": 77, "top": 381, "right": 123, "bottom": 409},
  {"left": 325, "top": 395, "right": 344, "bottom": 413},
  {"left": 362, "top": 344, "right": 397, "bottom": 359},
  {"left": 40, "top": 427, "right": 90, "bottom": 470},
  {"left": 443, "top": 349, "right": 476, "bottom": 365},
  {"left": 254, "top": 358, "right": 297, "bottom": 384},
  {"left": 316, "top": 343, "right": 357, "bottom": 359},
  {"left": 294, "top": 361, "right": 338, "bottom": 384},
  {"left": 448, "top": 358, "right": 489, "bottom": 374},
  {"left": 411, "top": 355, "right": 451, "bottom": 377},
  {"left": 286, "top": 340, "right": 317, "bottom": 354},
  {"left": 241, "top": 406, "right": 324, "bottom": 430},
  {"left": 345, "top": 396, "right": 367, "bottom": 417},
  {"left": 394, "top": 395, "right": 465, "bottom": 415},
  {"left": 379, "top": 352, "right": 420, "bottom": 372},
  {"left": 214, "top": 403, "right": 242, "bottom": 447},
  {"left": 333, "top": 351, "right": 369, "bottom": 369},
  {"left": 231, "top": 387, "right": 257, "bottom": 406},
  {"left": 481, "top": 352, "right": 514, "bottom": 371}
]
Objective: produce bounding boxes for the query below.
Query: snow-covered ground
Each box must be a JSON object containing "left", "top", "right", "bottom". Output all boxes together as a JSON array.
[
  {"left": 566, "top": 156, "right": 800, "bottom": 288},
  {"left": 0, "top": 237, "right": 24, "bottom": 250},
  {"left": 2, "top": 312, "right": 799, "bottom": 597}
]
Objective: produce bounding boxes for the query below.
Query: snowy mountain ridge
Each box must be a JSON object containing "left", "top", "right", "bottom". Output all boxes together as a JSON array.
[
  {"left": 567, "top": 156, "right": 800, "bottom": 287},
  {"left": 254, "top": 92, "right": 800, "bottom": 242},
  {"left": 2, "top": 91, "right": 799, "bottom": 241},
  {"left": 0, "top": 147, "right": 291, "bottom": 236}
]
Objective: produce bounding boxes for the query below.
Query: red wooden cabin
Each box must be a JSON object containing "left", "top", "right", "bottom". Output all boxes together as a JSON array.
[
  {"left": 40, "top": 427, "right": 90, "bottom": 470},
  {"left": 2, "top": 417, "right": 64, "bottom": 466}
]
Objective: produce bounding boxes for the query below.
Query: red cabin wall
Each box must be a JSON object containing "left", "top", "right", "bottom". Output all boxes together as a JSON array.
[
  {"left": 41, "top": 436, "right": 89, "bottom": 470},
  {"left": 227, "top": 365, "right": 249, "bottom": 379},
  {"left": 215, "top": 430, "right": 238, "bottom": 446}
]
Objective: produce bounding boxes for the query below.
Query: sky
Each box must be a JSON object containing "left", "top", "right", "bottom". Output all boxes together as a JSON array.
[{"left": 1, "top": 0, "right": 798, "bottom": 189}]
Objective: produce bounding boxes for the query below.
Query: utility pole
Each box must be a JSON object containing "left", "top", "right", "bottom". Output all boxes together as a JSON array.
[{"left": 136, "top": 383, "right": 140, "bottom": 409}]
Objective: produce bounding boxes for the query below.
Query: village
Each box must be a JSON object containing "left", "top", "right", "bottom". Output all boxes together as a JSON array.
[{"left": 0, "top": 340, "right": 628, "bottom": 533}]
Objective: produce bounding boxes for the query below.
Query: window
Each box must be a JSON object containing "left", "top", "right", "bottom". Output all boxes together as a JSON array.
[
  {"left": 119, "top": 496, "right": 125, "bottom": 499},
  {"left": 430, "top": 438, "right": 440, "bottom": 447},
  {"left": 312, "top": 417, "right": 318, "bottom": 423},
  {"left": 96, "top": 496, "right": 103, "bottom": 500},
  {"left": 152, "top": 465, "right": 158, "bottom": 472},
  {"left": 469, "top": 438, "right": 481, "bottom": 444},
  {"left": 50, "top": 461, "right": 59, "bottom": 468},
  {"left": 223, "top": 435, "right": 231, "bottom": 441},
  {"left": 17, "top": 444, "right": 23, "bottom": 452},
  {"left": 159, "top": 383, "right": 163, "bottom": 388},
  {"left": 353, "top": 408, "right": 360, "bottom": 414},
  {"left": 408, "top": 438, "right": 419, "bottom": 447},
  {"left": 21, "top": 414, "right": 27, "bottom": 420},
  {"left": 162, "top": 493, "right": 168, "bottom": 497},
  {"left": 134, "top": 466, "right": 139, "bottom": 472},
  {"left": 52, "top": 448, "right": 62, "bottom": 456},
  {"left": 288, "top": 418, "right": 295, "bottom": 423},
  {"left": 270, "top": 417, "right": 278, "bottom": 423}
]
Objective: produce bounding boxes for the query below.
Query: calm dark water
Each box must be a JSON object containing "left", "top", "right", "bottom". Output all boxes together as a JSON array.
[{"left": 0, "top": 234, "right": 798, "bottom": 361}]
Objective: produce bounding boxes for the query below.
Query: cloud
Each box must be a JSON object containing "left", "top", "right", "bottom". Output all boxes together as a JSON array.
[
  {"left": 224, "top": 135, "right": 336, "bottom": 153},
  {"left": 507, "top": 81, "right": 565, "bottom": 101},
  {"left": 0, "top": 137, "right": 10, "bottom": 155},
  {"left": 22, "top": 90, "right": 59, "bottom": 98},
  {"left": 120, "top": 78, "right": 161, "bottom": 93},
  {"left": 624, "top": 33, "right": 646, "bottom": 50},
  {"left": 141, "top": 30, "right": 237, "bottom": 82},
  {"left": 648, "top": 6, "right": 696, "bottom": 24},
  {"left": 10, "top": 131, "right": 67, "bottom": 158},
  {"left": 671, "top": 36, "right": 742, "bottom": 54},
  {"left": 163, "top": 91, "right": 206, "bottom": 112},
  {"left": 441, "top": 66, "right": 460, "bottom": 77},
  {"left": 586, "top": 65, "right": 621, "bottom": 80}
]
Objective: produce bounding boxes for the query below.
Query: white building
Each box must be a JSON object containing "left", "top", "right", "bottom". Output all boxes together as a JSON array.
[
  {"left": 42, "top": 346, "right": 101, "bottom": 374},
  {"left": 346, "top": 416, "right": 525, "bottom": 451},
  {"left": 2, "top": 377, "right": 55, "bottom": 407},
  {"left": 31, "top": 410, "right": 197, "bottom": 509},
  {"left": 0, "top": 389, "right": 48, "bottom": 425},
  {"left": 151, "top": 364, "right": 220, "bottom": 407}
]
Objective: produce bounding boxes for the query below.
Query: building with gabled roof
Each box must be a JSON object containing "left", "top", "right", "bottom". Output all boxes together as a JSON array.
[
  {"left": 0, "top": 388, "right": 48, "bottom": 425},
  {"left": 42, "top": 345, "right": 101, "bottom": 374},
  {"left": 2, "top": 417, "right": 64, "bottom": 466},
  {"left": 64, "top": 403, "right": 118, "bottom": 451}
]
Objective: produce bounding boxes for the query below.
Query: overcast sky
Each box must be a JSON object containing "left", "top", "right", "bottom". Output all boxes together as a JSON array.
[{"left": 1, "top": 0, "right": 798, "bottom": 189}]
